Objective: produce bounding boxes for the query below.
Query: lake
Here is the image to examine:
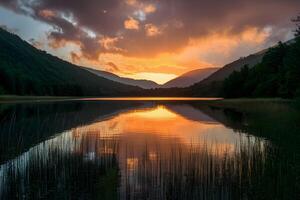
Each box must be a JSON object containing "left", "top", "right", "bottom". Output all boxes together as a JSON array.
[{"left": 0, "top": 99, "right": 299, "bottom": 199}]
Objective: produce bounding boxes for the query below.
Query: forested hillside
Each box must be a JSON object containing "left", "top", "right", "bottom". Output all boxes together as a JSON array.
[
  {"left": 222, "top": 38, "right": 300, "bottom": 98},
  {"left": 0, "top": 28, "right": 141, "bottom": 96}
]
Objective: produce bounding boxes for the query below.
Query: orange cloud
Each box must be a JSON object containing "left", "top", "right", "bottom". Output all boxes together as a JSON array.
[
  {"left": 126, "top": 0, "right": 156, "bottom": 14},
  {"left": 124, "top": 17, "right": 139, "bottom": 30},
  {"left": 99, "top": 36, "right": 124, "bottom": 52},
  {"left": 38, "top": 9, "right": 56, "bottom": 19},
  {"left": 73, "top": 26, "right": 270, "bottom": 84},
  {"left": 144, "top": 4, "right": 156, "bottom": 13},
  {"left": 126, "top": 0, "right": 137, "bottom": 6},
  {"left": 145, "top": 24, "right": 162, "bottom": 37}
]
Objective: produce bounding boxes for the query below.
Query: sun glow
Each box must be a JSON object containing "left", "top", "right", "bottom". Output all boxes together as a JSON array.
[
  {"left": 67, "top": 26, "right": 271, "bottom": 84},
  {"left": 126, "top": 72, "right": 177, "bottom": 84}
]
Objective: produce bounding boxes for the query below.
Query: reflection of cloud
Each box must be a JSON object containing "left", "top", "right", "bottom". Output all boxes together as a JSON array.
[
  {"left": 127, "top": 158, "right": 138, "bottom": 171},
  {"left": 148, "top": 152, "right": 157, "bottom": 161}
]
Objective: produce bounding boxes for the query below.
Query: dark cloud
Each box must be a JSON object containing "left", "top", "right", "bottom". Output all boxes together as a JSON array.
[{"left": 1, "top": 0, "right": 299, "bottom": 59}]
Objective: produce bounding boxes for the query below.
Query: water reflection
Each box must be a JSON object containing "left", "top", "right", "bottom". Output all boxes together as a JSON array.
[{"left": 0, "top": 100, "right": 297, "bottom": 199}]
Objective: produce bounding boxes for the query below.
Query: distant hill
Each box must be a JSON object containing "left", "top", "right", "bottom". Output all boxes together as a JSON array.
[
  {"left": 0, "top": 28, "right": 142, "bottom": 96},
  {"left": 162, "top": 68, "right": 218, "bottom": 88},
  {"left": 221, "top": 38, "right": 300, "bottom": 98},
  {"left": 186, "top": 49, "right": 267, "bottom": 96},
  {"left": 199, "top": 52, "right": 266, "bottom": 85},
  {"left": 82, "top": 67, "right": 160, "bottom": 89}
]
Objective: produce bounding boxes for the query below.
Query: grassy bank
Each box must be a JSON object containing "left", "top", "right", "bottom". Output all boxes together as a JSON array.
[
  {"left": 205, "top": 98, "right": 294, "bottom": 109},
  {"left": 0, "top": 95, "right": 78, "bottom": 103},
  {"left": 0, "top": 95, "right": 296, "bottom": 109}
]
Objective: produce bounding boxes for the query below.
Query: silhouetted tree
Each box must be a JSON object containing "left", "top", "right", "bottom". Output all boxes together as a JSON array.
[
  {"left": 222, "top": 39, "right": 300, "bottom": 99},
  {"left": 292, "top": 14, "right": 300, "bottom": 37}
]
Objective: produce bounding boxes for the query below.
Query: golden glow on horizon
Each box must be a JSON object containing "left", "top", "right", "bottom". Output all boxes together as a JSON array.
[
  {"left": 52, "top": 27, "right": 270, "bottom": 84},
  {"left": 126, "top": 72, "right": 177, "bottom": 84},
  {"left": 79, "top": 97, "right": 223, "bottom": 101},
  {"left": 1, "top": 0, "right": 294, "bottom": 85}
]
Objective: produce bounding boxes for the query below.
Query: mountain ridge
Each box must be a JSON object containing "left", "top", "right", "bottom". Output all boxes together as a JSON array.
[
  {"left": 162, "top": 68, "right": 219, "bottom": 88},
  {"left": 81, "top": 67, "right": 160, "bottom": 89},
  {"left": 0, "top": 28, "right": 142, "bottom": 96}
]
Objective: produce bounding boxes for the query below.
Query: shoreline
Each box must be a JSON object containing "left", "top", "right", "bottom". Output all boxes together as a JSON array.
[{"left": 0, "top": 95, "right": 293, "bottom": 104}]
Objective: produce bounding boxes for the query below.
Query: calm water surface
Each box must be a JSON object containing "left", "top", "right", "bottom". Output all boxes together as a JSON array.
[{"left": 0, "top": 99, "right": 299, "bottom": 199}]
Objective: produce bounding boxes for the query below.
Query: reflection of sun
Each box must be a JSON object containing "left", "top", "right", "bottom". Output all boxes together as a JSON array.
[
  {"left": 71, "top": 105, "right": 257, "bottom": 157},
  {"left": 132, "top": 106, "right": 177, "bottom": 119}
]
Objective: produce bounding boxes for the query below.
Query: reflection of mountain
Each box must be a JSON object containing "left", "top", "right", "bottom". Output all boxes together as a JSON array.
[
  {"left": 0, "top": 101, "right": 229, "bottom": 163},
  {"left": 1, "top": 100, "right": 298, "bottom": 199},
  {"left": 0, "top": 101, "right": 274, "bottom": 200},
  {"left": 0, "top": 101, "right": 143, "bottom": 163},
  {"left": 3, "top": 100, "right": 277, "bottom": 165},
  {"left": 163, "top": 104, "right": 217, "bottom": 123}
]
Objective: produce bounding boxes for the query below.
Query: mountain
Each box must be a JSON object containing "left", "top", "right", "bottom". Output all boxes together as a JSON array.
[
  {"left": 199, "top": 52, "right": 266, "bottom": 85},
  {"left": 186, "top": 49, "right": 267, "bottom": 96},
  {"left": 0, "top": 28, "right": 142, "bottom": 96},
  {"left": 221, "top": 38, "right": 300, "bottom": 98},
  {"left": 82, "top": 67, "right": 160, "bottom": 89},
  {"left": 162, "top": 68, "right": 219, "bottom": 88}
]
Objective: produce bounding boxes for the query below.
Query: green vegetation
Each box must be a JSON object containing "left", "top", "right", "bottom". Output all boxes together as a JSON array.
[
  {"left": 0, "top": 28, "right": 141, "bottom": 97},
  {"left": 222, "top": 18, "right": 300, "bottom": 98}
]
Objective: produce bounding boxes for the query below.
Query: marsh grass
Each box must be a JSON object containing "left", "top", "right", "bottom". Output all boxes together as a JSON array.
[
  {"left": 0, "top": 100, "right": 299, "bottom": 199},
  {"left": 121, "top": 138, "right": 271, "bottom": 200},
  {"left": 0, "top": 130, "right": 120, "bottom": 200},
  {"left": 0, "top": 127, "right": 296, "bottom": 200}
]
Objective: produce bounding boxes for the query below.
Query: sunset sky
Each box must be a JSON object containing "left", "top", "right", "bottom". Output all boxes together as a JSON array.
[{"left": 0, "top": 0, "right": 299, "bottom": 84}]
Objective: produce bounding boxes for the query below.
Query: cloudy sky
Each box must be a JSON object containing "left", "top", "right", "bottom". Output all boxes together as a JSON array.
[{"left": 0, "top": 0, "right": 299, "bottom": 84}]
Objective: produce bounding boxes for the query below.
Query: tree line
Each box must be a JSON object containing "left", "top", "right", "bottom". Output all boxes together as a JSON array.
[{"left": 222, "top": 16, "right": 300, "bottom": 99}]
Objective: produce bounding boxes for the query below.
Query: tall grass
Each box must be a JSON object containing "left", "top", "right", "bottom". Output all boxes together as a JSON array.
[
  {"left": 121, "top": 138, "right": 270, "bottom": 200},
  {"left": 0, "top": 126, "right": 296, "bottom": 199},
  {"left": 0, "top": 129, "right": 119, "bottom": 200},
  {"left": 0, "top": 100, "right": 299, "bottom": 199}
]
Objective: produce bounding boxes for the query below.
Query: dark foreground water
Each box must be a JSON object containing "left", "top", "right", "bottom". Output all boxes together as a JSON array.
[{"left": 0, "top": 99, "right": 299, "bottom": 199}]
